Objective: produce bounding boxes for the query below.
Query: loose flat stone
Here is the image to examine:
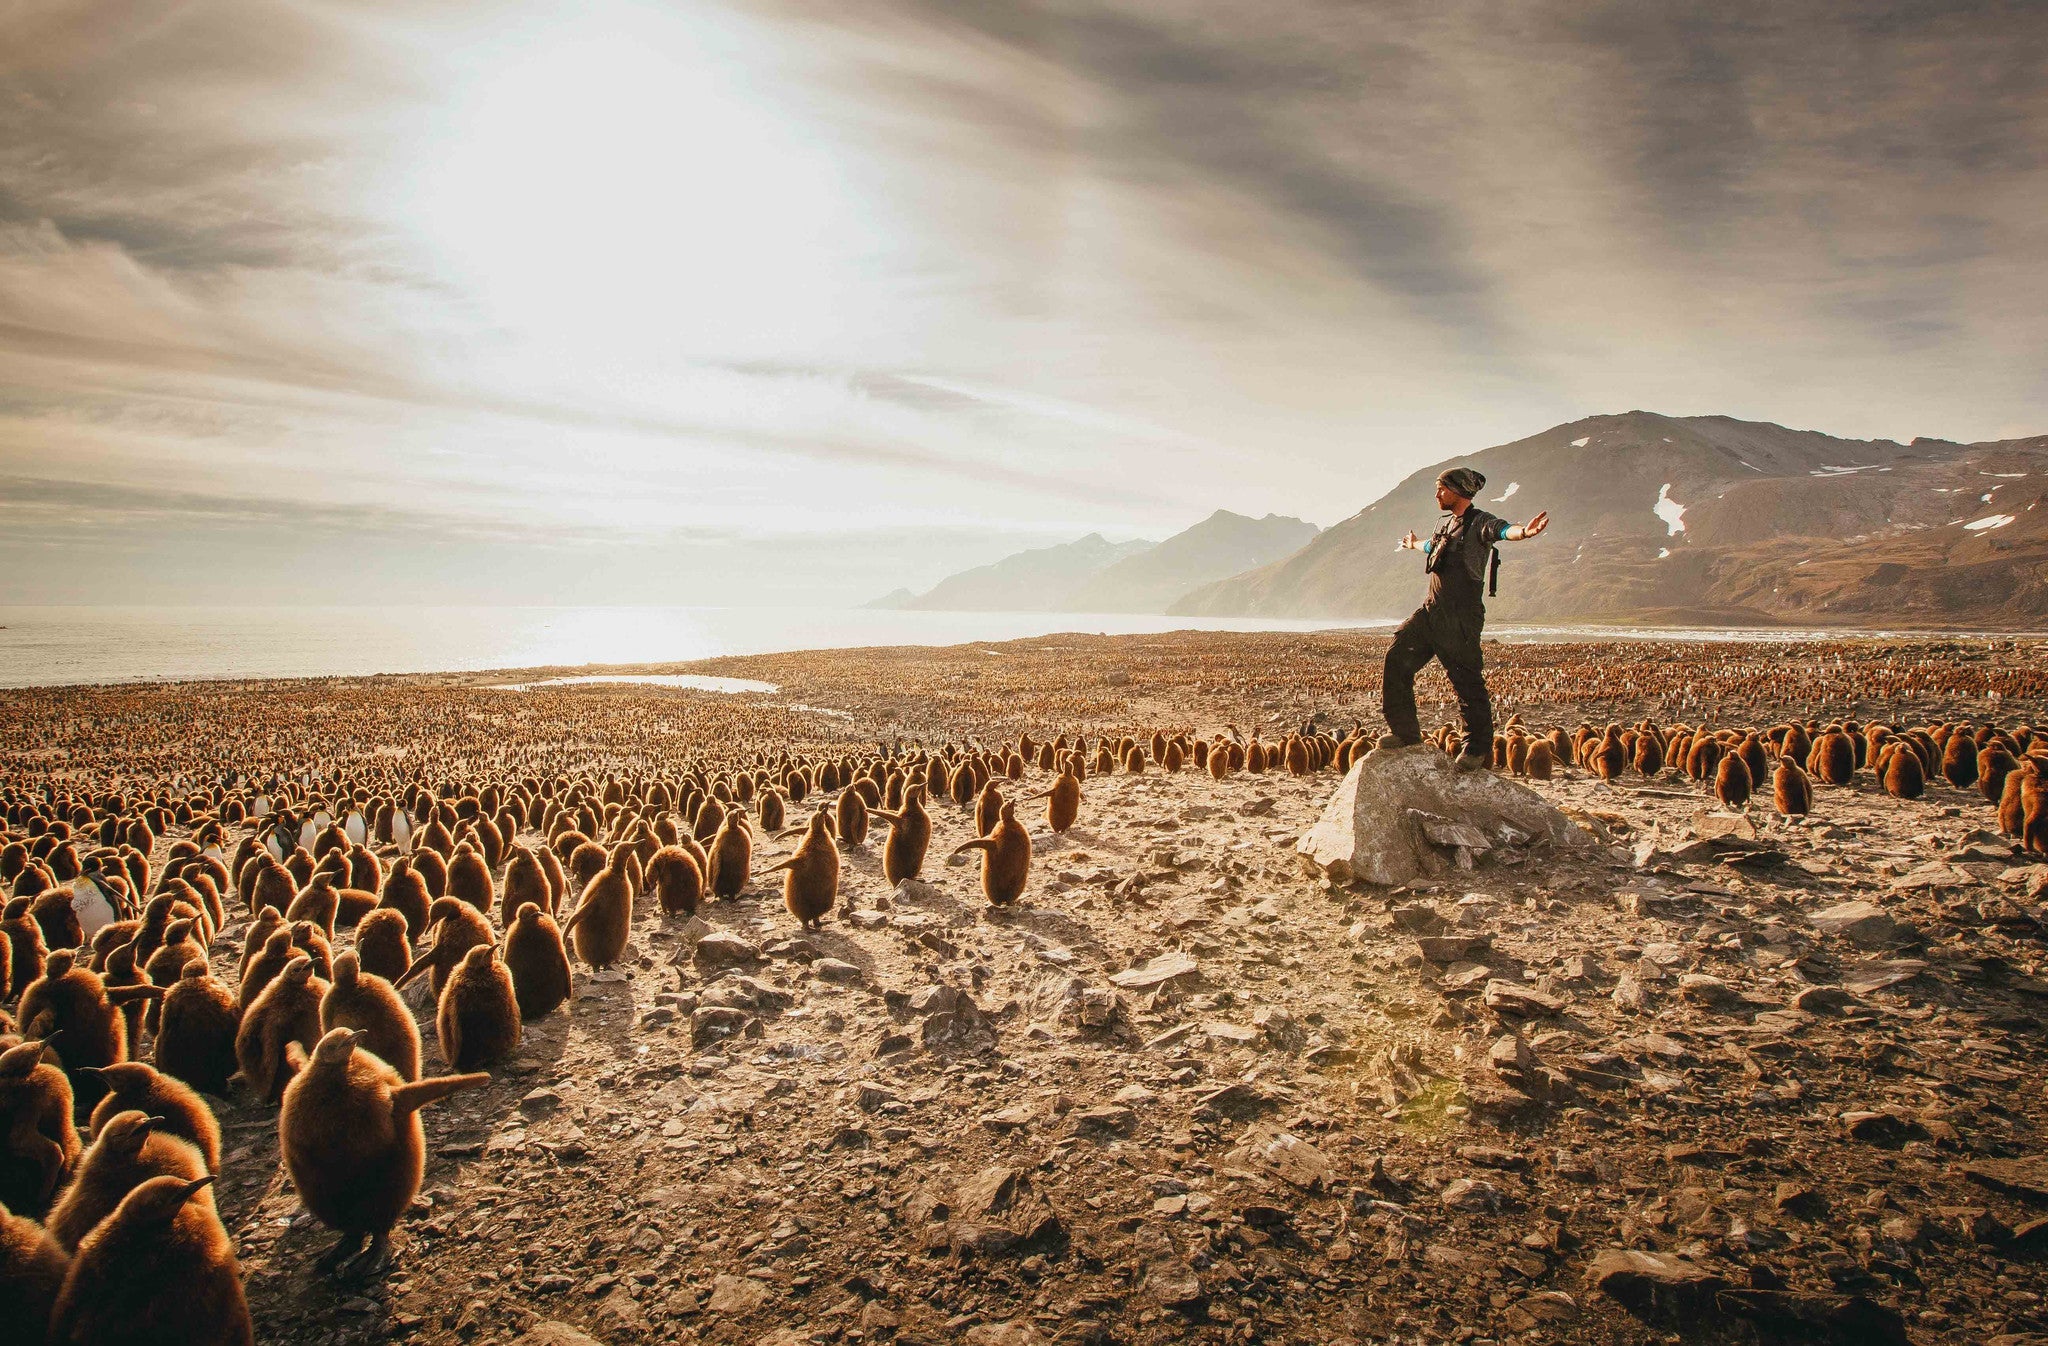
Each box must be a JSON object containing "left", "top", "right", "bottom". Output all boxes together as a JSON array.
[
  {"left": 1484, "top": 980, "right": 1565, "bottom": 1017},
  {"left": 1585, "top": 1248, "right": 1724, "bottom": 1318},
  {"left": 1109, "top": 951, "right": 1201, "bottom": 989},
  {"left": 1808, "top": 901, "right": 1905, "bottom": 947}
]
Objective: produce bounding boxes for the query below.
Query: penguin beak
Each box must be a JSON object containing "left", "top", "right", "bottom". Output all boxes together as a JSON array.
[{"left": 183, "top": 1174, "right": 217, "bottom": 1199}]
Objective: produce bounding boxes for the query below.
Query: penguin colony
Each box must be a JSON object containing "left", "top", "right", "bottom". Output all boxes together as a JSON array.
[{"left": 0, "top": 640, "right": 2045, "bottom": 1341}]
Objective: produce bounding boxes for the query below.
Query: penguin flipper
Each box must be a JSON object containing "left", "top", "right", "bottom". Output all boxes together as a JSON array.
[{"left": 391, "top": 1072, "right": 487, "bottom": 1118}]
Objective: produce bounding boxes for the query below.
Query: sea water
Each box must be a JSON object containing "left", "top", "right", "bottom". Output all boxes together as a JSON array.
[{"left": 0, "top": 606, "right": 1396, "bottom": 688}]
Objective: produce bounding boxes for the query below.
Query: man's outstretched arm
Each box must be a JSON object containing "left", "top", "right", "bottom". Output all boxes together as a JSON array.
[{"left": 1503, "top": 511, "right": 1549, "bottom": 542}]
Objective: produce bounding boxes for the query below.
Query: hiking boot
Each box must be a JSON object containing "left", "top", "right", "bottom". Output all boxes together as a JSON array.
[
  {"left": 1453, "top": 752, "right": 1491, "bottom": 773},
  {"left": 1377, "top": 732, "right": 1421, "bottom": 751}
]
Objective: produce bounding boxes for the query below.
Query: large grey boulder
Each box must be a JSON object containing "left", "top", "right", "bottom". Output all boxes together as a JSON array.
[{"left": 1297, "top": 745, "right": 1594, "bottom": 887}]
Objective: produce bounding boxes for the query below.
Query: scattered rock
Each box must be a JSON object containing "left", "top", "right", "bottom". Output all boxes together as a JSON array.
[
  {"left": 1808, "top": 900, "right": 1905, "bottom": 947},
  {"left": 1585, "top": 1248, "right": 1724, "bottom": 1321},
  {"left": 705, "top": 1274, "right": 769, "bottom": 1315},
  {"left": 1108, "top": 951, "right": 1201, "bottom": 990},
  {"left": 692, "top": 931, "right": 763, "bottom": 972}
]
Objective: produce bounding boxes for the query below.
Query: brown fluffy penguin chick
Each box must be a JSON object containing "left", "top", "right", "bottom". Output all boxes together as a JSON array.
[
  {"left": 320, "top": 952, "right": 420, "bottom": 1083},
  {"left": 1030, "top": 769, "right": 1081, "bottom": 834},
  {"left": 1981, "top": 746, "right": 2019, "bottom": 805},
  {"left": 2024, "top": 768, "right": 2048, "bottom": 855},
  {"left": 504, "top": 903, "right": 572, "bottom": 1021},
  {"left": 238, "top": 906, "right": 283, "bottom": 981},
  {"left": 2000, "top": 762, "right": 2028, "bottom": 838},
  {"left": 951, "top": 800, "right": 1031, "bottom": 908},
  {"left": 1882, "top": 742, "right": 1926, "bottom": 799},
  {"left": 0, "top": 1195, "right": 68, "bottom": 1343},
  {"left": 834, "top": 788, "right": 869, "bottom": 847},
  {"left": 376, "top": 857, "right": 431, "bottom": 939},
  {"left": 0, "top": 1039, "right": 80, "bottom": 1217},
  {"left": 1713, "top": 751, "right": 1753, "bottom": 809},
  {"left": 280, "top": 1029, "right": 485, "bottom": 1279},
  {"left": 559, "top": 848, "right": 632, "bottom": 969},
  {"left": 871, "top": 784, "right": 932, "bottom": 886},
  {"left": 645, "top": 846, "right": 704, "bottom": 917},
  {"left": 445, "top": 842, "right": 494, "bottom": 917},
  {"left": 46, "top": 1111, "right": 210, "bottom": 1252},
  {"left": 2, "top": 901, "right": 45, "bottom": 1000},
  {"left": 84, "top": 1062, "right": 220, "bottom": 1171},
  {"left": 1526, "top": 739, "right": 1555, "bottom": 780},
  {"left": 499, "top": 845, "right": 552, "bottom": 926},
  {"left": 18, "top": 951, "right": 156, "bottom": 1108},
  {"left": 233, "top": 955, "right": 327, "bottom": 1106},
  {"left": 392, "top": 896, "right": 496, "bottom": 1000},
  {"left": 51, "top": 1172, "right": 249, "bottom": 1345},
  {"left": 153, "top": 962, "right": 238, "bottom": 1098},
  {"left": 1815, "top": 731, "right": 1857, "bottom": 785},
  {"left": 708, "top": 813, "right": 752, "bottom": 900},
  {"left": 352, "top": 907, "right": 412, "bottom": 985},
  {"left": 974, "top": 780, "right": 1005, "bottom": 836},
  {"left": 436, "top": 945, "right": 522, "bottom": 1071},
  {"left": 238, "top": 927, "right": 296, "bottom": 1013},
  {"left": 1773, "top": 758, "right": 1813, "bottom": 817},
  {"left": 764, "top": 810, "right": 839, "bottom": 930},
  {"left": 285, "top": 873, "right": 340, "bottom": 936}
]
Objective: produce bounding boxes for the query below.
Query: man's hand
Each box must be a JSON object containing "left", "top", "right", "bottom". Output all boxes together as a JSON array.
[
  {"left": 1399, "top": 530, "right": 1420, "bottom": 551},
  {"left": 1512, "top": 511, "right": 1549, "bottom": 541}
]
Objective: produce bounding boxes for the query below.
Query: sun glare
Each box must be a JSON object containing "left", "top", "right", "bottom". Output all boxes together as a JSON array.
[{"left": 399, "top": 3, "right": 877, "bottom": 376}]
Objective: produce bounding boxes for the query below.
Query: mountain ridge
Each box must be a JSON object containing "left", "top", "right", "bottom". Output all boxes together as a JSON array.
[{"left": 1169, "top": 411, "right": 2048, "bottom": 624}]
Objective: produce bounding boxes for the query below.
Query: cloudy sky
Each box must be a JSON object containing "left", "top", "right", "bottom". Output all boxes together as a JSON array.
[{"left": 2, "top": 0, "right": 2044, "bottom": 604}]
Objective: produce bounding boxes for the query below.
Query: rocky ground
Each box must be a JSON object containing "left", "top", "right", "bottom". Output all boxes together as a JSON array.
[{"left": 184, "top": 679, "right": 2048, "bottom": 1346}]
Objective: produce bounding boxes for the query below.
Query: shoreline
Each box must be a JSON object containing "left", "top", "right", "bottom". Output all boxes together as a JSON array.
[{"left": 3, "top": 620, "right": 2044, "bottom": 694}]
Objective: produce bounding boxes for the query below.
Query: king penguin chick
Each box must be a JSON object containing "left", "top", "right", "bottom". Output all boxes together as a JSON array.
[
  {"left": 320, "top": 952, "right": 421, "bottom": 1083},
  {"left": 49, "top": 1173, "right": 251, "bottom": 1345},
  {"left": 644, "top": 846, "right": 703, "bottom": 917},
  {"left": 1028, "top": 768, "right": 1081, "bottom": 834},
  {"left": 503, "top": 903, "right": 572, "bottom": 1021},
  {"left": 950, "top": 800, "right": 1031, "bottom": 908},
  {"left": 84, "top": 1062, "right": 220, "bottom": 1171},
  {"left": 279, "top": 1028, "right": 486, "bottom": 1279},
  {"left": 376, "top": 858, "right": 431, "bottom": 940},
  {"left": 233, "top": 954, "right": 327, "bottom": 1106},
  {"left": 351, "top": 907, "right": 412, "bottom": 985},
  {"left": 436, "top": 944, "right": 522, "bottom": 1071},
  {"left": 707, "top": 812, "right": 752, "bottom": 900},
  {"left": 870, "top": 784, "right": 931, "bottom": 886},
  {"left": 764, "top": 809, "right": 839, "bottom": 930},
  {"left": 559, "top": 847, "right": 632, "bottom": 969},
  {"left": 392, "top": 897, "right": 495, "bottom": 1000},
  {"left": 499, "top": 844, "right": 552, "bottom": 926},
  {"left": 154, "top": 963, "right": 239, "bottom": 1098},
  {"left": 1773, "top": 757, "right": 1812, "bottom": 817},
  {"left": 0, "top": 1038, "right": 80, "bottom": 1217},
  {"left": 46, "top": 1110, "right": 210, "bottom": 1252},
  {"left": 1713, "top": 751, "right": 1753, "bottom": 809},
  {"left": 0, "top": 1195, "right": 68, "bottom": 1343}
]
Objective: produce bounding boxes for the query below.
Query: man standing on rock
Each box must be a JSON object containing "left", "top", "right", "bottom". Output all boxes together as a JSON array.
[{"left": 1378, "top": 466, "right": 1549, "bottom": 768}]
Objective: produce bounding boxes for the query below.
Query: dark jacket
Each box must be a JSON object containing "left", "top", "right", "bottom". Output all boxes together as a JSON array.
[{"left": 1422, "top": 506, "right": 1508, "bottom": 609}]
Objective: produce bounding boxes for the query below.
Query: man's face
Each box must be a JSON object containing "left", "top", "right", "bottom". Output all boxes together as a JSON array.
[{"left": 1435, "top": 482, "right": 1466, "bottom": 511}]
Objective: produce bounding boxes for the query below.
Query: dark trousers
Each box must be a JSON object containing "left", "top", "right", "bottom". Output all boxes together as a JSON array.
[{"left": 1381, "top": 602, "right": 1492, "bottom": 752}]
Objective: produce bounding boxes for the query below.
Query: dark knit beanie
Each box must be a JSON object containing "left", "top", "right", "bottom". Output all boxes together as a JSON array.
[{"left": 1437, "top": 467, "right": 1486, "bottom": 499}]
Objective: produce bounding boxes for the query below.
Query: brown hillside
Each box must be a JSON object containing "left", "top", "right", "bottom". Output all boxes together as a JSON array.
[{"left": 1170, "top": 411, "right": 2048, "bottom": 626}]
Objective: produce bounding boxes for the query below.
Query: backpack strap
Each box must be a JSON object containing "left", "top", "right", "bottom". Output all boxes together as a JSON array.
[{"left": 1488, "top": 546, "right": 1500, "bottom": 598}]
